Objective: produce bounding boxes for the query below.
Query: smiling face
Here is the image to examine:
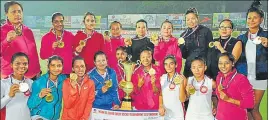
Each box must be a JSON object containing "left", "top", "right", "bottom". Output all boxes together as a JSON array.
[
  {"left": 185, "top": 13, "right": 198, "bottom": 28},
  {"left": 11, "top": 56, "right": 28, "bottom": 76},
  {"left": 219, "top": 21, "right": 233, "bottom": 37},
  {"left": 140, "top": 50, "right": 152, "bottom": 67},
  {"left": 73, "top": 60, "right": 86, "bottom": 77},
  {"left": 94, "top": 54, "right": 108, "bottom": 71},
  {"left": 84, "top": 15, "right": 96, "bottom": 31},
  {"left": 161, "top": 22, "right": 173, "bottom": 38},
  {"left": 116, "top": 49, "right": 127, "bottom": 62},
  {"left": 48, "top": 60, "right": 63, "bottom": 76},
  {"left": 52, "top": 15, "right": 64, "bottom": 31},
  {"left": 6, "top": 4, "right": 23, "bottom": 25},
  {"left": 218, "top": 56, "right": 233, "bottom": 75},
  {"left": 247, "top": 12, "right": 263, "bottom": 29}
]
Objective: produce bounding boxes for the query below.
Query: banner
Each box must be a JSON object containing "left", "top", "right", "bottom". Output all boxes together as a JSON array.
[
  {"left": 36, "top": 16, "right": 45, "bottom": 28},
  {"left": 156, "top": 14, "right": 169, "bottom": 28},
  {"left": 212, "top": 13, "right": 230, "bottom": 28},
  {"left": 199, "top": 14, "right": 213, "bottom": 29},
  {"left": 44, "top": 16, "right": 52, "bottom": 28},
  {"left": 24, "top": 16, "right": 36, "bottom": 28},
  {"left": 91, "top": 108, "right": 163, "bottom": 120},
  {"left": 142, "top": 14, "right": 157, "bottom": 28},
  {"left": 108, "top": 14, "right": 140, "bottom": 28},
  {"left": 71, "top": 16, "right": 83, "bottom": 28},
  {"left": 95, "top": 16, "right": 102, "bottom": 28},
  {"left": 167, "top": 14, "right": 185, "bottom": 28},
  {"left": 229, "top": 13, "right": 246, "bottom": 28},
  {"left": 64, "top": 16, "right": 71, "bottom": 28}
]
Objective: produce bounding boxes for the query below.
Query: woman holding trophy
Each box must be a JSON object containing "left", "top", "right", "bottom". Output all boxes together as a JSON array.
[
  {"left": 40, "top": 12, "right": 75, "bottom": 75},
  {"left": 73, "top": 12, "right": 105, "bottom": 72},
  {"left": 28, "top": 55, "right": 66, "bottom": 120},
  {"left": 1, "top": 52, "right": 32, "bottom": 120},
  {"left": 113, "top": 46, "right": 129, "bottom": 102},
  {"left": 62, "top": 56, "right": 95, "bottom": 120},
  {"left": 88, "top": 51, "right": 120, "bottom": 110},
  {"left": 1, "top": 1, "right": 41, "bottom": 79},
  {"left": 158, "top": 55, "right": 186, "bottom": 120},
  {"left": 131, "top": 47, "right": 161, "bottom": 110}
]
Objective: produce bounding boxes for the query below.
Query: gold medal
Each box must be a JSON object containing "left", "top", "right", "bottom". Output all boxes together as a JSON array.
[
  {"left": 79, "top": 40, "right": 86, "bottom": 47},
  {"left": 45, "top": 93, "right": 54, "bottom": 102},
  {"left": 219, "top": 84, "right": 223, "bottom": 91},
  {"left": 104, "top": 31, "right": 110, "bottom": 36},
  {"left": 15, "top": 24, "right": 22, "bottom": 36},
  {"left": 208, "top": 42, "right": 215, "bottom": 48},
  {"left": 15, "top": 29, "right": 22, "bottom": 36},
  {"left": 70, "top": 73, "right": 78, "bottom": 82},
  {"left": 178, "top": 37, "right": 185, "bottom": 45},
  {"left": 189, "top": 87, "right": 196, "bottom": 95},
  {"left": 173, "top": 75, "right": 182, "bottom": 85},
  {"left": 119, "top": 80, "right": 126, "bottom": 88},
  {"left": 57, "top": 41, "right": 65, "bottom": 48},
  {"left": 105, "top": 80, "right": 113, "bottom": 88},
  {"left": 150, "top": 33, "right": 159, "bottom": 42},
  {"left": 148, "top": 68, "right": 156, "bottom": 76}
]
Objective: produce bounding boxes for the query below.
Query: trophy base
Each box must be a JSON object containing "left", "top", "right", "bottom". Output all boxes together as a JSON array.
[{"left": 120, "top": 98, "right": 132, "bottom": 110}]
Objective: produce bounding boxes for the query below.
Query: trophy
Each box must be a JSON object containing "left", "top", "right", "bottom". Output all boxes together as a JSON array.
[{"left": 119, "top": 57, "right": 136, "bottom": 110}]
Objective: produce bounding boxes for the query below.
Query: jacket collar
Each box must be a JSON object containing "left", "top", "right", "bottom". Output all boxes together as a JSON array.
[
  {"left": 218, "top": 68, "right": 237, "bottom": 79},
  {"left": 244, "top": 27, "right": 264, "bottom": 38}
]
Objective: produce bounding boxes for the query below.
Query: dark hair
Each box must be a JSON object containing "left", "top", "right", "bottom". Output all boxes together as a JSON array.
[
  {"left": 83, "top": 12, "right": 95, "bottom": 23},
  {"left": 110, "top": 21, "right": 122, "bottom": 29},
  {"left": 11, "top": 52, "right": 29, "bottom": 64},
  {"left": 136, "top": 19, "right": 148, "bottom": 29},
  {"left": 185, "top": 7, "right": 199, "bottom": 18},
  {"left": 139, "top": 46, "right": 153, "bottom": 56},
  {"left": 52, "top": 12, "right": 64, "bottom": 22},
  {"left": 191, "top": 56, "right": 206, "bottom": 66},
  {"left": 247, "top": 0, "right": 264, "bottom": 18},
  {"left": 161, "top": 19, "right": 174, "bottom": 30},
  {"left": 48, "top": 55, "right": 64, "bottom": 67},
  {"left": 72, "top": 56, "right": 85, "bottom": 67},
  {"left": 4, "top": 1, "right": 23, "bottom": 13},
  {"left": 163, "top": 55, "right": 177, "bottom": 65},
  {"left": 218, "top": 52, "right": 235, "bottom": 64},
  {"left": 94, "top": 51, "right": 107, "bottom": 61},
  {"left": 116, "top": 46, "right": 127, "bottom": 53},
  {"left": 219, "top": 19, "right": 234, "bottom": 29}
]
